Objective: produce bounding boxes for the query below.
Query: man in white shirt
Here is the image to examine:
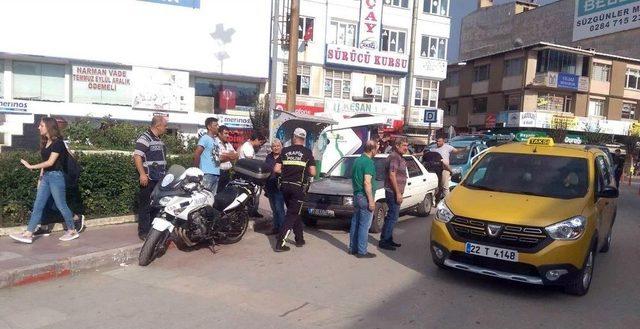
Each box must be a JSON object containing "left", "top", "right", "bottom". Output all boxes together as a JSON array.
[
  {"left": 433, "top": 137, "right": 463, "bottom": 197},
  {"left": 215, "top": 125, "right": 239, "bottom": 193},
  {"left": 238, "top": 133, "right": 266, "bottom": 159}
]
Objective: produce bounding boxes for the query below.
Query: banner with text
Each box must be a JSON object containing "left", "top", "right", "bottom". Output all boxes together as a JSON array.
[
  {"left": 131, "top": 67, "right": 194, "bottom": 112},
  {"left": 72, "top": 65, "right": 132, "bottom": 106},
  {"left": 326, "top": 44, "right": 409, "bottom": 74},
  {"left": 573, "top": 0, "right": 640, "bottom": 41},
  {"left": 358, "top": 0, "right": 384, "bottom": 50}
]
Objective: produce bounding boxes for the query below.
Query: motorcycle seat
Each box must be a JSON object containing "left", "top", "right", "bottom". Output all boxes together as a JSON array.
[{"left": 213, "top": 185, "right": 243, "bottom": 211}]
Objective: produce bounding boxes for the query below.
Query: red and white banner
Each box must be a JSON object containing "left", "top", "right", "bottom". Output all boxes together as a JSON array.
[
  {"left": 358, "top": 0, "right": 384, "bottom": 50},
  {"left": 326, "top": 44, "right": 408, "bottom": 74}
]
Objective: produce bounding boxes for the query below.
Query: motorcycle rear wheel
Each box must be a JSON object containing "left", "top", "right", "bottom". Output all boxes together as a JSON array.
[{"left": 138, "top": 229, "right": 169, "bottom": 266}]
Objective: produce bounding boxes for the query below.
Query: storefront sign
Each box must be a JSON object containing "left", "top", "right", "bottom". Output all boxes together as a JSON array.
[
  {"left": 408, "top": 107, "right": 443, "bottom": 128},
  {"left": 551, "top": 114, "right": 580, "bottom": 130},
  {"left": 514, "top": 111, "right": 633, "bottom": 135},
  {"left": 534, "top": 72, "right": 589, "bottom": 92},
  {"left": 325, "top": 99, "right": 403, "bottom": 121},
  {"left": 485, "top": 113, "right": 497, "bottom": 128},
  {"left": 573, "top": 0, "right": 640, "bottom": 41},
  {"left": 276, "top": 103, "right": 324, "bottom": 116},
  {"left": 217, "top": 115, "right": 253, "bottom": 129},
  {"left": 358, "top": 0, "right": 383, "bottom": 50},
  {"left": 519, "top": 112, "right": 538, "bottom": 127},
  {"left": 72, "top": 65, "right": 132, "bottom": 105},
  {"left": 131, "top": 67, "right": 194, "bottom": 112},
  {"left": 414, "top": 58, "right": 447, "bottom": 79},
  {"left": 0, "top": 100, "right": 29, "bottom": 114},
  {"left": 557, "top": 73, "right": 580, "bottom": 90},
  {"left": 564, "top": 134, "right": 583, "bottom": 144},
  {"left": 326, "top": 44, "right": 409, "bottom": 74},
  {"left": 139, "top": 0, "right": 200, "bottom": 9}
]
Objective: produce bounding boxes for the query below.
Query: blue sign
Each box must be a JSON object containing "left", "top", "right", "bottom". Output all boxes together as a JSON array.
[
  {"left": 140, "top": 0, "right": 200, "bottom": 9},
  {"left": 577, "top": 0, "right": 639, "bottom": 16},
  {"left": 423, "top": 109, "right": 438, "bottom": 123},
  {"left": 557, "top": 73, "right": 579, "bottom": 90}
]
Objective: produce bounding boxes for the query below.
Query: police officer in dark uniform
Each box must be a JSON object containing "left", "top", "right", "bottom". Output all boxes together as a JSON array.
[
  {"left": 133, "top": 115, "right": 168, "bottom": 241},
  {"left": 273, "top": 128, "right": 316, "bottom": 252}
]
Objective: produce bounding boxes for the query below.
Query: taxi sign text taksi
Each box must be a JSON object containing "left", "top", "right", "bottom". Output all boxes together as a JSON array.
[{"left": 527, "top": 137, "right": 555, "bottom": 146}]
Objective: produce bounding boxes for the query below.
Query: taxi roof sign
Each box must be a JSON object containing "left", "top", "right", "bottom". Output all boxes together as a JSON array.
[{"left": 527, "top": 137, "right": 555, "bottom": 146}]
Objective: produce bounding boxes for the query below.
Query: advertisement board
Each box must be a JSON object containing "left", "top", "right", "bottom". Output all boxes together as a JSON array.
[
  {"left": 358, "top": 0, "right": 384, "bottom": 50},
  {"left": 326, "top": 44, "right": 409, "bottom": 74},
  {"left": 573, "top": 0, "right": 640, "bottom": 41},
  {"left": 131, "top": 67, "right": 194, "bottom": 112},
  {"left": 325, "top": 99, "right": 404, "bottom": 122},
  {"left": 0, "top": 100, "right": 30, "bottom": 114},
  {"left": 72, "top": 65, "right": 132, "bottom": 105}
]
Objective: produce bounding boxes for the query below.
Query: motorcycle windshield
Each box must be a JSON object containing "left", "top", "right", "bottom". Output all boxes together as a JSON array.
[{"left": 151, "top": 165, "right": 187, "bottom": 204}]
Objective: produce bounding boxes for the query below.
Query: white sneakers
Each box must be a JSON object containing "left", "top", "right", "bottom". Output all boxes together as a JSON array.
[
  {"left": 9, "top": 233, "right": 33, "bottom": 244},
  {"left": 59, "top": 231, "right": 80, "bottom": 241}
]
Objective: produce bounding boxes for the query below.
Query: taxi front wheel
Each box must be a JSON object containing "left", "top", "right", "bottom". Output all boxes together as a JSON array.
[{"left": 564, "top": 248, "right": 595, "bottom": 296}]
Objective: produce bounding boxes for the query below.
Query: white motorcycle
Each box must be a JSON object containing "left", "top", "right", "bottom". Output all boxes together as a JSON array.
[{"left": 138, "top": 159, "right": 269, "bottom": 266}]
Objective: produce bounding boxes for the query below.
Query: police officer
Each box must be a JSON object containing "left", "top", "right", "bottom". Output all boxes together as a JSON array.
[
  {"left": 273, "top": 128, "right": 316, "bottom": 252},
  {"left": 133, "top": 115, "right": 168, "bottom": 241}
]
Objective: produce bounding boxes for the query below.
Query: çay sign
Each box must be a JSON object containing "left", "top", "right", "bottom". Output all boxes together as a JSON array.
[{"left": 358, "top": 0, "right": 384, "bottom": 50}]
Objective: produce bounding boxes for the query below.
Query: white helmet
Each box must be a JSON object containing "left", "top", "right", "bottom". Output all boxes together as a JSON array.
[{"left": 184, "top": 167, "right": 204, "bottom": 183}]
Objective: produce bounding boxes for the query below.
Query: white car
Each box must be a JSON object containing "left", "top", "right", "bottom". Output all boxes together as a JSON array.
[{"left": 302, "top": 154, "right": 439, "bottom": 232}]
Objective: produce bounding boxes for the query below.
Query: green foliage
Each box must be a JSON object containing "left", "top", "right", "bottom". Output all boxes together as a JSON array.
[
  {"left": 249, "top": 100, "right": 269, "bottom": 137},
  {"left": 0, "top": 151, "right": 40, "bottom": 227}
]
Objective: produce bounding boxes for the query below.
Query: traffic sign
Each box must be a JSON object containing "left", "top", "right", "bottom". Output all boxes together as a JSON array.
[{"left": 423, "top": 109, "right": 438, "bottom": 123}]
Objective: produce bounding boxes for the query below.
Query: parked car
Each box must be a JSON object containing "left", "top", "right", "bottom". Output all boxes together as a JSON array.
[
  {"left": 302, "top": 154, "right": 439, "bottom": 232},
  {"left": 428, "top": 141, "right": 489, "bottom": 187}
]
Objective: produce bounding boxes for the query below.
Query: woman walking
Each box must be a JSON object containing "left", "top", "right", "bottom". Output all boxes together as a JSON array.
[{"left": 10, "top": 117, "right": 80, "bottom": 244}]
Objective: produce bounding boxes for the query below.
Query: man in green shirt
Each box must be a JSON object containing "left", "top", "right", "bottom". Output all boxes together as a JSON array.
[{"left": 349, "top": 140, "right": 378, "bottom": 258}]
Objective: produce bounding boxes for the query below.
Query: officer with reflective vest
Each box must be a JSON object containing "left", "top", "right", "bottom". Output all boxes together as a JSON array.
[
  {"left": 273, "top": 128, "right": 316, "bottom": 252},
  {"left": 133, "top": 115, "right": 168, "bottom": 241}
]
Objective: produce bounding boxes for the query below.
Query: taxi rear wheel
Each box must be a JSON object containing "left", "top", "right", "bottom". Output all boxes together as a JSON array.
[{"left": 564, "top": 247, "right": 595, "bottom": 296}]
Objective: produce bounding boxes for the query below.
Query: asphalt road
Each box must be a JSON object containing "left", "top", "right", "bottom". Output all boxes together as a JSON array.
[{"left": 1, "top": 183, "right": 639, "bottom": 329}]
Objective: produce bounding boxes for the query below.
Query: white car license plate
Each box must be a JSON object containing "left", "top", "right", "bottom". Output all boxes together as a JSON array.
[
  {"left": 465, "top": 242, "right": 518, "bottom": 262},
  {"left": 308, "top": 208, "right": 335, "bottom": 217}
]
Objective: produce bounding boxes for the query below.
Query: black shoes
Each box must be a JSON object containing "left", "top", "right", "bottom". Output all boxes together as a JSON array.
[
  {"left": 356, "top": 252, "right": 377, "bottom": 259},
  {"left": 378, "top": 241, "right": 396, "bottom": 251},
  {"left": 295, "top": 240, "right": 306, "bottom": 247},
  {"left": 389, "top": 240, "right": 402, "bottom": 248},
  {"left": 275, "top": 245, "right": 290, "bottom": 252}
]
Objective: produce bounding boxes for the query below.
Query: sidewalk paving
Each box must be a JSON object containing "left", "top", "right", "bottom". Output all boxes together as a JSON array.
[{"left": 0, "top": 196, "right": 274, "bottom": 289}]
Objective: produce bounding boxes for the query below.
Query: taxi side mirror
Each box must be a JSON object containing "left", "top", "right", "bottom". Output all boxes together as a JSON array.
[{"left": 597, "top": 186, "right": 619, "bottom": 199}]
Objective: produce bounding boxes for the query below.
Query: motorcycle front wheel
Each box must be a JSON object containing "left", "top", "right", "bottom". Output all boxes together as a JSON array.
[
  {"left": 138, "top": 229, "right": 169, "bottom": 266},
  {"left": 217, "top": 209, "right": 249, "bottom": 245}
]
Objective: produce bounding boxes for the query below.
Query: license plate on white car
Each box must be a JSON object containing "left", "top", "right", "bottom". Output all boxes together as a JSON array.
[
  {"left": 308, "top": 208, "right": 335, "bottom": 217},
  {"left": 465, "top": 242, "right": 518, "bottom": 262}
]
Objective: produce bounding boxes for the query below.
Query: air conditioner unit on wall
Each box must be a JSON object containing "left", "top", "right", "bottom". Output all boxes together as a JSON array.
[{"left": 363, "top": 86, "right": 374, "bottom": 97}]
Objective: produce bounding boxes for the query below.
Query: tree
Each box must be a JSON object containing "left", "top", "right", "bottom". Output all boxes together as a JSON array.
[{"left": 249, "top": 99, "right": 270, "bottom": 137}]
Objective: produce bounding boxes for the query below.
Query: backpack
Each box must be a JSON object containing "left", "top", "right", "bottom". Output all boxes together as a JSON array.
[{"left": 62, "top": 143, "right": 82, "bottom": 187}]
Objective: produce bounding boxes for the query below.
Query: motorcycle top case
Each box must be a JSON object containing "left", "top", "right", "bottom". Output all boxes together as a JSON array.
[{"left": 233, "top": 158, "right": 270, "bottom": 184}]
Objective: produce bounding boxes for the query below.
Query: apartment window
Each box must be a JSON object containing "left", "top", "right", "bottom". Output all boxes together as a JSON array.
[
  {"left": 286, "top": 16, "right": 314, "bottom": 41},
  {"left": 474, "top": 65, "right": 490, "bottom": 82},
  {"left": 505, "top": 94, "right": 522, "bottom": 112},
  {"left": 537, "top": 93, "right": 572, "bottom": 112},
  {"left": 504, "top": 58, "right": 524, "bottom": 77},
  {"left": 283, "top": 64, "right": 311, "bottom": 96},
  {"left": 588, "top": 99, "right": 605, "bottom": 117},
  {"left": 592, "top": 63, "right": 611, "bottom": 82},
  {"left": 622, "top": 102, "right": 637, "bottom": 120},
  {"left": 0, "top": 59, "right": 3, "bottom": 98},
  {"left": 381, "top": 29, "right": 406, "bottom": 53},
  {"left": 446, "top": 101, "right": 458, "bottom": 116},
  {"left": 324, "top": 70, "right": 351, "bottom": 99},
  {"left": 536, "top": 49, "right": 586, "bottom": 76},
  {"left": 375, "top": 75, "right": 400, "bottom": 103},
  {"left": 327, "top": 21, "right": 356, "bottom": 47},
  {"left": 13, "top": 61, "right": 65, "bottom": 101},
  {"left": 625, "top": 68, "right": 640, "bottom": 90},
  {"left": 414, "top": 79, "right": 438, "bottom": 107},
  {"left": 420, "top": 36, "right": 447, "bottom": 60},
  {"left": 424, "top": 0, "right": 449, "bottom": 16},
  {"left": 447, "top": 71, "right": 460, "bottom": 87},
  {"left": 473, "top": 97, "right": 487, "bottom": 113},
  {"left": 385, "top": 0, "right": 409, "bottom": 8}
]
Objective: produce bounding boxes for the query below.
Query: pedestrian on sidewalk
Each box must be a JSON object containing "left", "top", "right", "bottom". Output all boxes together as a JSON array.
[
  {"left": 238, "top": 133, "right": 267, "bottom": 218},
  {"left": 379, "top": 137, "right": 409, "bottom": 251},
  {"left": 265, "top": 139, "right": 285, "bottom": 235},
  {"left": 193, "top": 117, "right": 221, "bottom": 193},
  {"left": 10, "top": 117, "right": 80, "bottom": 244},
  {"left": 349, "top": 140, "right": 378, "bottom": 258},
  {"left": 215, "top": 125, "right": 239, "bottom": 193},
  {"left": 134, "top": 115, "right": 168, "bottom": 241},
  {"left": 613, "top": 149, "right": 625, "bottom": 188},
  {"left": 274, "top": 128, "right": 316, "bottom": 252}
]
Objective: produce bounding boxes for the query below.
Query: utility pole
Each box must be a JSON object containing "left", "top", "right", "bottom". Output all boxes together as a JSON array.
[
  {"left": 403, "top": 0, "right": 420, "bottom": 132},
  {"left": 268, "top": 0, "right": 280, "bottom": 142},
  {"left": 285, "top": 0, "right": 300, "bottom": 112}
]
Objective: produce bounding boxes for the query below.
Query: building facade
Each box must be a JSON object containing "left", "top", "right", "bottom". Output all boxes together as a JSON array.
[
  {"left": 440, "top": 42, "right": 640, "bottom": 137},
  {"left": 460, "top": 0, "right": 640, "bottom": 61},
  {"left": 0, "top": 0, "right": 271, "bottom": 149},
  {"left": 274, "top": 0, "right": 451, "bottom": 135}
]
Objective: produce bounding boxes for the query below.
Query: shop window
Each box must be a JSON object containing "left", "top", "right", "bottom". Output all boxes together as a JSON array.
[
  {"left": 374, "top": 75, "right": 400, "bottom": 104},
  {"left": 622, "top": 102, "right": 637, "bottom": 120},
  {"left": 195, "top": 78, "right": 259, "bottom": 113},
  {"left": 588, "top": 99, "right": 605, "bottom": 117},
  {"left": 381, "top": 29, "right": 406, "bottom": 53},
  {"left": 424, "top": 0, "right": 449, "bottom": 16},
  {"left": 504, "top": 94, "right": 521, "bottom": 112},
  {"left": 504, "top": 58, "right": 523, "bottom": 77},
  {"left": 285, "top": 16, "right": 314, "bottom": 41},
  {"left": 324, "top": 69, "right": 351, "bottom": 99},
  {"left": 473, "top": 97, "right": 487, "bottom": 113},
  {"left": 537, "top": 92, "right": 572, "bottom": 112},
  {"left": 385, "top": 0, "right": 409, "bottom": 8},
  {"left": 447, "top": 71, "right": 459, "bottom": 87},
  {"left": 446, "top": 101, "right": 458, "bottom": 116},
  {"left": 473, "top": 65, "right": 490, "bottom": 82},
  {"left": 283, "top": 64, "right": 311, "bottom": 96},
  {"left": 327, "top": 21, "right": 356, "bottom": 47},
  {"left": 592, "top": 63, "right": 611, "bottom": 82},
  {"left": 625, "top": 68, "right": 640, "bottom": 90},
  {"left": 420, "top": 36, "right": 447, "bottom": 60},
  {"left": 13, "top": 61, "right": 65, "bottom": 102},
  {"left": 414, "top": 79, "right": 438, "bottom": 107}
]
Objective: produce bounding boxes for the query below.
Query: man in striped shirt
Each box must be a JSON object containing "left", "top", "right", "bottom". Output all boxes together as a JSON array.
[{"left": 134, "top": 115, "right": 168, "bottom": 241}]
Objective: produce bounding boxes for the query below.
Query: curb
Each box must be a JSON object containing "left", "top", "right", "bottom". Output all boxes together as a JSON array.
[
  {"left": 0, "top": 243, "right": 142, "bottom": 289},
  {"left": 0, "top": 215, "right": 136, "bottom": 237}
]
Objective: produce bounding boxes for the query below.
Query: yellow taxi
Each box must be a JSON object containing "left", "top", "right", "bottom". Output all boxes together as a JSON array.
[{"left": 430, "top": 138, "right": 618, "bottom": 295}]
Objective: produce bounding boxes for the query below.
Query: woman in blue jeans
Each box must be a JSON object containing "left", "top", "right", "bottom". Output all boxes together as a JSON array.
[{"left": 10, "top": 117, "right": 80, "bottom": 244}]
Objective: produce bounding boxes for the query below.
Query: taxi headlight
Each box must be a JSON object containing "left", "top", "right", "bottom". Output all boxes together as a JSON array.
[
  {"left": 343, "top": 196, "right": 354, "bottom": 206},
  {"left": 435, "top": 201, "right": 454, "bottom": 223},
  {"left": 545, "top": 216, "right": 587, "bottom": 240}
]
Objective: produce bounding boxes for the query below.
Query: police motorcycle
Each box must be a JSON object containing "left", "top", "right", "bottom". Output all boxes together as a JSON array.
[{"left": 138, "top": 158, "right": 270, "bottom": 266}]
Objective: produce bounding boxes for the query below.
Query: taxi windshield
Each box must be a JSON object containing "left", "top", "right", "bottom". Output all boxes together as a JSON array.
[{"left": 463, "top": 153, "right": 589, "bottom": 199}]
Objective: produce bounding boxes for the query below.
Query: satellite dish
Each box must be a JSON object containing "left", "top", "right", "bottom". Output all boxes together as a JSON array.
[{"left": 513, "top": 38, "right": 524, "bottom": 47}]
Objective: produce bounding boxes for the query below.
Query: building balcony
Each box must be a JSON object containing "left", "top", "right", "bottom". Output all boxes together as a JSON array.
[{"left": 531, "top": 72, "right": 589, "bottom": 93}]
